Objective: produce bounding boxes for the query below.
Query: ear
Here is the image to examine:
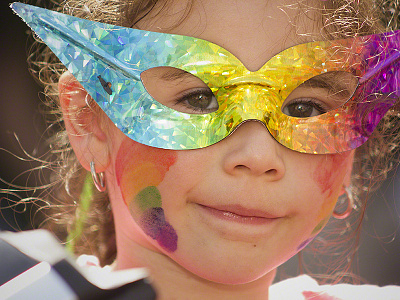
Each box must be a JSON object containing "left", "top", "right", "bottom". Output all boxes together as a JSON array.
[{"left": 59, "top": 71, "right": 110, "bottom": 172}]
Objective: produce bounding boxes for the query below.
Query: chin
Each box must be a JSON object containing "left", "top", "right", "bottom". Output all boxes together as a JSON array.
[
  {"left": 206, "top": 272, "right": 268, "bottom": 285},
  {"left": 173, "top": 252, "right": 275, "bottom": 285},
  {"left": 198, "top": 266, "right": 273, "bottom": 285}
]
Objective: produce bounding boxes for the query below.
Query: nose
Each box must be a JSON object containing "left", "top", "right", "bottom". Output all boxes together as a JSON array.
[{"left": 221, "top": 120, "right": 286, "bottom": 180}]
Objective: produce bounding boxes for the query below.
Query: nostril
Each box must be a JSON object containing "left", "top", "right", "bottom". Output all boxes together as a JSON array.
[
  {"left": 233, "top": 165, "right": 250, "bottom": 171},
  {"left": 234, "top": 164, "right": 279, "bottom": 176},
  {"left": 265, "top": 169, "right": 278, "bottom": 176}
]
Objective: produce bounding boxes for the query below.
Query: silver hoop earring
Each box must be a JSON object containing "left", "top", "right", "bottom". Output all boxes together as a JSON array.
[
  {"left": 333, "top": 186, "right": 354, "bottom": 219},
  {"left": 90, "top": 161, "right": 106, "bottom": 192}
]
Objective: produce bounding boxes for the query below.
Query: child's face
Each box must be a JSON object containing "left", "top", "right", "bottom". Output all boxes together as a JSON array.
[{"left": 104, "top": 0, "right": 354, "bottom": 284}]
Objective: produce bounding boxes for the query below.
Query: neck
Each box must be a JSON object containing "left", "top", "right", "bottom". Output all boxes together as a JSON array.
[{"left": 115, "top": 237, "right": 275, "bottom": 300}]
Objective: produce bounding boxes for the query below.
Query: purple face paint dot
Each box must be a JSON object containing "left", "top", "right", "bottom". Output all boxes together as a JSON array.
[
  {"left": 157, "top": 223, "right": 178, "bottom": 252},
  {"left": 297, "top": 237, "right": 314, "bottom": 251},
  {"left": 139, "top": 207, "right": 178, "bottom": 252},
  {"left": 140, "top": 207, "right": 166, "bottom": 240}
]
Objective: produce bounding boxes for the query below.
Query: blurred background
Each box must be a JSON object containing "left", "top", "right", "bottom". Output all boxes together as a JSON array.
[
  {"left": 1, "top": 0, "right": 399, "bottom": 285},
  {"left": 1, "top": 0, "right": 48, "bottom": 232}
]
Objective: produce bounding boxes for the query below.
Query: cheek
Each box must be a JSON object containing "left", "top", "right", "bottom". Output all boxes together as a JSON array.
[
  {"left": 312, "top": 153, "right": 349, "bottom": 197},
  {"left": 307, "top": 153, "right": 352, "bottom": 237},
  {"left": 115, "top": 138, "right": 177, "bottom": 206},
  {"left": 115, "top": 138, "right": 178, "bottom": 252}
]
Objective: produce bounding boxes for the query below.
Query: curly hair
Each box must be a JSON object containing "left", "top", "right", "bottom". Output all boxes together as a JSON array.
[{"left": 24, "top": 0, "right": 400, "bottom": 278}]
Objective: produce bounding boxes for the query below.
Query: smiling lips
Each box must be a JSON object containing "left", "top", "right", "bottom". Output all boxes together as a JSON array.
[{"left": 197, "top": 204, "right": 280, "bottom": 225}]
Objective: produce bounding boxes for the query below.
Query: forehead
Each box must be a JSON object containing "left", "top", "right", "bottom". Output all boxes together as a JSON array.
[{"left": 135, "top": 0, "right": 323, "bottom": 71}]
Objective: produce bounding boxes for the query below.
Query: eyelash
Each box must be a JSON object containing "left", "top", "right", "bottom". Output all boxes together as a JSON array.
[
  {"left": 174, "top": 92, "right": 331, "bottom": 116},
  {"left": 174, "top": 89, "right": 217, "bottom": 113},
  {"left": 285, "top": 98, "right": 330, "bottom": 114}
]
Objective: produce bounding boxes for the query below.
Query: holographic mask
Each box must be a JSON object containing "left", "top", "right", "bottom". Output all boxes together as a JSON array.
[{"left": 11, "top": 2, "right": 400, "bottom": 153}]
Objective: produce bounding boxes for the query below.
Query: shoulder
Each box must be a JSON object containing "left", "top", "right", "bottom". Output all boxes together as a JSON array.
[{"left": 269, "top": 275, "right": 400, "bottom": 300}]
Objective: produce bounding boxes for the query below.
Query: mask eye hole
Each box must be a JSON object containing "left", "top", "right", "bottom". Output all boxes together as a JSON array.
[
  {"left": 281, "top": 71, "right": 359, "bottom": 118},
  {"left": 141, "top": 66, "right": 218, "bottom": 114}
]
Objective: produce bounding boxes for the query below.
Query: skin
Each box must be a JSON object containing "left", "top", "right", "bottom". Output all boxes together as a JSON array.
[
  {"left": 59, "top": 0, "right": 355, "bottom": 299},
  {"left": 115, "top": 138, "right": 178, "bottom": 252}
]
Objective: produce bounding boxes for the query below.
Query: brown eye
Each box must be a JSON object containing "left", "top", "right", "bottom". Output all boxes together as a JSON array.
[
  {"left": 282, "top": 99, "right": 328, "bottom": 118},
  {"left": 141, "top": 66, "right": 218, "bottom": 114},
  {"left": 176, "top": 89, "right": 218, "bottom": 113},
  {"left": 281, "top": 71, "right": 358, "bottom": 118},
  {"left": 188, "top": 93, "right": 213, "bottom": 108}
]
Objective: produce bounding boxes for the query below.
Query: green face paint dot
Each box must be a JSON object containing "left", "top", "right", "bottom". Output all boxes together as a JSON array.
[
  {"left": 311, "top": 214, "right": 331, "bottom": 235},
  {"left": 135, "top": 186, "right": 162, "bottom": 212}
]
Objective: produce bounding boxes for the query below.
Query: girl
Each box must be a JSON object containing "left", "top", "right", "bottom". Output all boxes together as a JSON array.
[{"left": 9, "top": 0, "right": 400, "bottom": 299}]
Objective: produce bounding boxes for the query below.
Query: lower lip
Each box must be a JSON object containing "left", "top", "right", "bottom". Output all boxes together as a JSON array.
[{"left": 197, "top": 204, "right": 278, "bottom": 225}]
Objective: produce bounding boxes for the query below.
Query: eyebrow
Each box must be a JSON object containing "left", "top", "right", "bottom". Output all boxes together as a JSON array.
[
  {"left": 160, "top": 68, "right": 195, "bottom": 81},
  {"left": 301, "top": 73, "right": 357, "bottom": 98},
  {"left": 158, "top": 68, "right": 357, "bottom": 99}
]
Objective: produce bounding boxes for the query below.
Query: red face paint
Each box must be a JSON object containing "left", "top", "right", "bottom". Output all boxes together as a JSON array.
[
  {"left": 311, "top": 153, "right": 352, "bottom": 235},
  {"left": 312, "top": 154, "right": 349, "bottom": 197},
  {"left": 115, "top": 138, "right": 177, "bottom": 206},
  {"left": 115, "top": 138, "right": 178, "bottom": 252}
]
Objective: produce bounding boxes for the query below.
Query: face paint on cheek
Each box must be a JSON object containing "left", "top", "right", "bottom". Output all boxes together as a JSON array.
[
  {"left": 312, "top": 154, "right": 349, "bottom": 197},
  {"left": 135, "top": 186, "right": 162, "bottom": 211},
  {"left": 311, "top": 153, "right": 352, "bottom": 238},
  {"left": 303, "top": 192, "right": 339, "bottom": 249},
  {"left": 115, "top": 138, "right": 178, "bottom": 252},
  {"left": 297, "top": 214, "right": 330, "bottom": 251},
  {"left": 311, "top": 214, "right": 331, "bottom": 236},
  {"left": 300, "top": 193, "right": 339, "bottom": 252},
  {"left": 115, "top": 139, "right": 177, "bottom": 205},
  {"left": 313, "top": 191, "right": 338, "bottom": 228},
  {"left": 297, "top": 236, "right": 315, "bottom": 251},
  {"left": 140, "top": 207, "right": 178, "bottom": 252}
]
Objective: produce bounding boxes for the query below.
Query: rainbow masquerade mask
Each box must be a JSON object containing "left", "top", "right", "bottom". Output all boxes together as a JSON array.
[{"left": 11, "top": 2, "right": 400, "bottom": 153}]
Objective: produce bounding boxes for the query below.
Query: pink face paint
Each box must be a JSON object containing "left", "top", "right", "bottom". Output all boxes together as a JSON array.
[
  {"left": 115, "top": 138, "right": 178, "bottom": 252},
  {"left": 312, "top": 154, "right": 349, "bottom": 197},
  {"left": 313, "top": 153, "right": 352, "bottom": 220},
  {"left": 310, "top": 153, "right": 352, "bottom": 242}
]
